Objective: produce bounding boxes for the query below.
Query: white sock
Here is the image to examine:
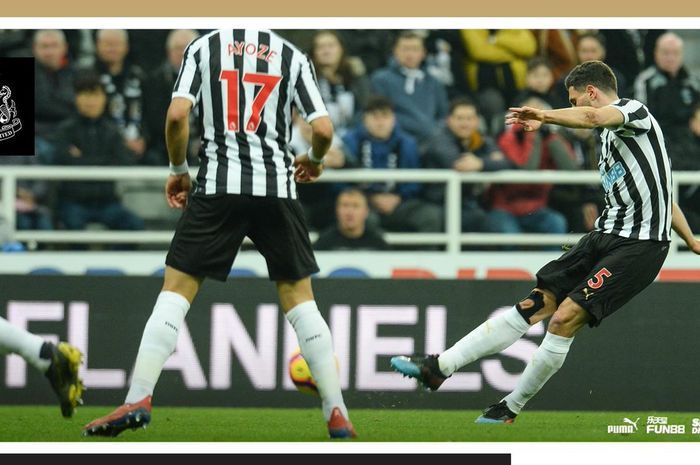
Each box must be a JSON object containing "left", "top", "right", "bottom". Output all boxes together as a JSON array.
[
  {"left": 286, "top": 300, "right": 347, "bottom": 422},
  {"left": 0, "top": 316, "right": 50, "bottom": 373},
  {"left": 125, "top": 291, "right": 190, "bottom": 404},
  {"left": 503, "top": 331, "right": 574, "bottom": 414},
  {"left": 438, "top": 306, "right": 531, "bottom": 376}
]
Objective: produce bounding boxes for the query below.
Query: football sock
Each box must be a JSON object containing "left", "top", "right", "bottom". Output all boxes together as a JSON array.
[
  {"left": 0, "top": 316, "right": 50, "bottom": 372},
  {"left": 286, "top": 300, "right": 348, "bottom": 421},
  {"left": 438, "top": 306, "right": 531, "bottom": 376},
  {"left": 125, "top": 291, "right": 190, "bottom": 404},
  {"left": 503, "top": 331, "right": 574, "bottom": 414}
]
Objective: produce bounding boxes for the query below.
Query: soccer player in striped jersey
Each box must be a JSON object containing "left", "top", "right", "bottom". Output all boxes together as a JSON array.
[
  {"left": 83, "top": 29, "right": 355, "bottom": 438},
  {"left": 391, "top": 60, "right": 700, "bottom": 423}
]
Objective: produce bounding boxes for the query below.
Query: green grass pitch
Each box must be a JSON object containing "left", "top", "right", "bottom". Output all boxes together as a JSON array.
[{"left": 1, "top": 406, "right": 699, "bottom": 442}]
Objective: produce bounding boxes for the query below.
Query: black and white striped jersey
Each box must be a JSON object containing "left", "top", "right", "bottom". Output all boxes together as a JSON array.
[
  {"left": 172, "top": 29, "right": 328, "bottom": 199},
  {"left": 595, "top": 98, "right": 673, "bottom": 241}
]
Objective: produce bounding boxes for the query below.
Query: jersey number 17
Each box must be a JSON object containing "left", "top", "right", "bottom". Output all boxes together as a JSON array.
[{"left": 219, "top": 70, "right": 282, "bottom": 133}]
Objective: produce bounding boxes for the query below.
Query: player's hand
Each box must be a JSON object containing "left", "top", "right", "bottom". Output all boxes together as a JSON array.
[
  {"left": 165, "top": 173, "right": 191, "bottom": 209},
  {"left": 293, "top": 153, "right": 324, "bottom": 183},
  {"left": 506, "top": 106, "right": 544, "bottom": 132}
]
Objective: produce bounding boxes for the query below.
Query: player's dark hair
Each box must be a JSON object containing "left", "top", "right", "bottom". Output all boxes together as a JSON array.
[
  {"left": 564, "top": 60, "right": 617, "bottom": 94},
  {"left": 448, "top": 96, "right": 478, "bottom": 115},
  {"left": 73, "top": 71, "right": 105, "bottom": 94},
  {"left": 364, "top": 95, "right": 394, "bottom": 113}
]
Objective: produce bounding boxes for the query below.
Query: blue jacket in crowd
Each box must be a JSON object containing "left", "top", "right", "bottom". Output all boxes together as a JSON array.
[
  {"left": 341, "top": 124, "right": 422, "bottom": 199},
  {"left": 370, "top": 58, "right": 449, "bottom": 143}
]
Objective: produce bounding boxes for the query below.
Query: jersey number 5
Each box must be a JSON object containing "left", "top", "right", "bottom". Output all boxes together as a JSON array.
[
  {"left": 587, "top": 267, "right": 612, "bottom": 289},
  {"left": 219, "top": 70, "right": 282, "bottom": 133}
]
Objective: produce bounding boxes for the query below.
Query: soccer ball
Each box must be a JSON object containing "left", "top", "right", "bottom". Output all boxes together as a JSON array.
[{"left": 288, "top": 348, "right": 319, "bottom": 396}]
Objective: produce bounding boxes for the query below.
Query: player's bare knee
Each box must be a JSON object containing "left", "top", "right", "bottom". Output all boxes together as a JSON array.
[
  {"left": 548, "top": 302, "right": 586, "bottom": 337},
  {"left": 547, "top": 313, "right": 570, "bottom": 336},
  {"left": 515, "top": 289, "right": 547, "bottom": 325}
]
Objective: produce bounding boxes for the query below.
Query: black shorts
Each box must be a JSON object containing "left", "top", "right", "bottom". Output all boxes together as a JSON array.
[
  {"left": 536, "top": 231, "right": 669, "bottom": 327},
  {"left": 166, "top": 193, "right": 319, "bottom": 282}
]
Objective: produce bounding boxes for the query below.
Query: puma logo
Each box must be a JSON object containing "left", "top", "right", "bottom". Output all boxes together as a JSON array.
[
  {"left": 582, "top": 288, "right": 594, "bottom": 301},
  {"left": 623, "top": 417, "right": 640, "bottom": 431}
]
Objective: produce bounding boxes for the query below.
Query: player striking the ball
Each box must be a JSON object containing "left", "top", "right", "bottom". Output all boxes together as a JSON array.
[{"left": 391, "top": 60, "right": 700, "bottom": 423}]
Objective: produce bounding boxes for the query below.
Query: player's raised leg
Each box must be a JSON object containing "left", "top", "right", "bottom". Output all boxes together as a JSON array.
[
  {"left": 476, "top": 297, "right": 588, "bottom": 423},
  {"left": 82, "top": 266, "right": 202, "bottom": 436},
  {"left": 391, "top": 289, "right": 557, "bottom": 390},
  {"left": 279, "top": 277, "right": 356, "bottom": 439},
  {"left": 0, "top": 316, "right": 84, "bottom": 418}
]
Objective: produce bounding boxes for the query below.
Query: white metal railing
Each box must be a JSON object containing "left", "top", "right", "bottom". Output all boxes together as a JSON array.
[{"left": 1, "top": 166, "right": 698, "bottom": 255}]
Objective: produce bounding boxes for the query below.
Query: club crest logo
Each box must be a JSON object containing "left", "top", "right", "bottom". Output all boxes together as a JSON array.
[
  {"left": 0, "top": 56, "right": 33, "bottom": 155},
  {"left": 0, "top": 84, "right": 22, "bottom": 142}
]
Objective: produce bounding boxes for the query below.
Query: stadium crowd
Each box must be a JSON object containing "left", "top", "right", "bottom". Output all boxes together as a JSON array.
[{"left": 1, "top": 28, "right": 700, "bottom": 251}]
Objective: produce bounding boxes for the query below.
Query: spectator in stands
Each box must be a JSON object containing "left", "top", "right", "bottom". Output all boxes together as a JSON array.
[
  {"left": 634, "top": 32, "right": 700, "bottom": 143},
  {"left": 486, "top": 97, "right": 574, "bottom": 238},
  {"left": 290, "top": 111, "right": 346, "bottom": 231},
  {"left": 142, "top": 29, "right": 200, "bottom": 166},
  {"left": 513, "top": 57, "right": 557, "bottom": 108},
  {"left": 0, "top": 156, "right": 53, "bottom": 231},
  {"left": 33, "top": 30, "right": 76, "bottom": 164},
  {"left": 460, "top": 29, "right": 538, "bottom": 135},
  {"left": 402, "top": 29, "right": 459, "bottom": 97},
  {"left": 310, "top": 30, "right": 370, "bottom": 137},
  {"left": 314, "top": 188, "right": 389, "bottom": 251},
  {"left": 670, "top": 103, "right": 700, "bottom": 234},
  {"left": 552, "top": 32, "right": 627, "bottom": 108},
  {"left": 51, "top": 72, "right": 144, "bottom": 233},
  {"left": 93, "top": 29, "right": 146, "bottom": 162},
  {"left": 370, "top": 31, "right": 448, "bottom": 144},
  {"left": 533, "top": 29, "right": 577, "bottom": 82},
  {"left": 342, "top": 96, "right": 443, "bottom": 233},
  {"left": 423, "top": 97, "right": 512, "bottom": 232}
]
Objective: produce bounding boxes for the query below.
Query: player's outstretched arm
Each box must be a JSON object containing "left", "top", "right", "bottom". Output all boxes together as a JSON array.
[
  {"left": 506, "top": 105, "right": 624, "bottom": 132},
  {"left": 671, "top": 201, "right": 700, "bottom": 255},
  {"left": 294, "top": 116, "right": 333, "bottom": 184}
]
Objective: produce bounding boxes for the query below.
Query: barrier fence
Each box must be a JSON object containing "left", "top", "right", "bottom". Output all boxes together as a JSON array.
[{"left": 1, "top": 166, "right": 699, "bottom": 254}]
